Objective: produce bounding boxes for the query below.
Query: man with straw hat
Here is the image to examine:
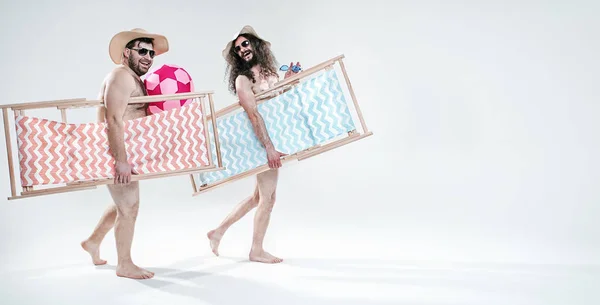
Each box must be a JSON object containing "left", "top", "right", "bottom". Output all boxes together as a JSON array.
[
  {"left": 207, "top": 25, "right": 301, "bottom": 264},
  {"left": 81, "top": 28, "right": 168, "bottom": 279}
]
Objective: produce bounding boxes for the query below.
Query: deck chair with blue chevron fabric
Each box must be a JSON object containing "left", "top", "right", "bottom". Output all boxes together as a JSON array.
[{"left": 190, "top": 54, "right": 373, "bottom": 195}]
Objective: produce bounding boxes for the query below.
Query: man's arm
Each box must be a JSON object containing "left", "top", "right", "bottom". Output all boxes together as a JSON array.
[
  {"left": 236, "top": 75, "right": 285, "bottom": 168},
  {"left": 104, "top": 70, "right": 136, "bottom": 182},
  {"left": 236, "top": 75, "right": 274, "bottom": 150}
]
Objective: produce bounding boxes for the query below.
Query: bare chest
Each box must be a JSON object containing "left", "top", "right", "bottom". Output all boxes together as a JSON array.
[
  {"left": 251, "top": 74, "right": 278, "bottom": 94},
  {"left": 124, "top": 82, "right": 148, "bottom": 120},
  {"left": 97, "top": 79, "right": 147, "bottom": 121}
]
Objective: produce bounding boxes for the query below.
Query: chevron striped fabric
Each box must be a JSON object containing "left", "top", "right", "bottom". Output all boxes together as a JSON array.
[
  {"left": 15, "top": 101, "right": 210, "bottom": 187},
  {"left": 197, "top": 69, "right": 356, "bottom": 185}
]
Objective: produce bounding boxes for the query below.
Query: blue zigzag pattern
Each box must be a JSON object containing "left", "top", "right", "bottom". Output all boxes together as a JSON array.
[{"left": 198, "top": 69, "right": 355, "bottom": 185}]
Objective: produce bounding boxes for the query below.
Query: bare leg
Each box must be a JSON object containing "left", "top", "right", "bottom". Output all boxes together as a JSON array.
[
  {"left": 208, "top": 187, "right": 259, "bottom": 256},
  {"left": 81, "top": 204, "right": 117, "bottom": 265},
  {"left": 81, "top": 110, "right": 116, "bottom": 265},
  {"left": 249, "top": 169, "right": 283, "bottom": 264},
  {"left": 108, "top": 182, "right": 154, "bottom": 279}
]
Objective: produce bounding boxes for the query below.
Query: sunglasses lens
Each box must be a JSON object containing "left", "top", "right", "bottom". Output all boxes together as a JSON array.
[
  {"left": 235, "top": 40, "right": 250, "bottom": 53},
  {"left": 279, "top": 65, "right": 289, "bottom": 71},
  {"left": 135, "top": 48, "right": 155, "bottom": 58}
]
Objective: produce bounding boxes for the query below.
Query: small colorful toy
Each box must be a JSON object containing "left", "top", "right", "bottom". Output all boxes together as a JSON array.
[{"left": 279, "top": 64, "right": 302, "bottom": 73}]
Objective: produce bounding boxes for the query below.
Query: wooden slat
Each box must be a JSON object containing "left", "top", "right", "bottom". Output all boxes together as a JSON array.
[
  {"left": 56, "top": 101, "right": 101, "bottom": 110},
  {"left": 127, "top": 165, "right": 223, "bottom": 182},
  {"left": 2, "top": 108, "right": 16, "bottom": 197},
  {"left": 60, "top": 109, "right": 67, "bottom": 122},
  {"left": 199, "top": 96, "right": 214, "bottom": 167},
  {"left": 338, "top": 58, "right": 369, "bottom": 133},
  {"left": 1, "top": 91, "right": 214, "bottom": 111},
  {"left": 0, "top": 98, "right": 87, "bottom": 110},
  {"left": 208, "top": 93, "right": 223, "bottom": 168},
  {"left": 297, "top": 132, "right": 373, "bottom": 161},
  {"left": 190, "top": 174, "right": 198, "bottom": 193},
  {"left": 8, "top": 185, "right": 98, "bottom": 200},
  {"left": 194, "top": 160, "right": 296, "bottom": 196},
  {"left": 117, "top": 91, "right": 215, "bottom": 104},
  {"left": 8, "top": 165, "right": 226, "bottom": 201}
]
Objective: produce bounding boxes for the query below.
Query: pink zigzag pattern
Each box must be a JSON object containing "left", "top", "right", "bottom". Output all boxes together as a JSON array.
[{"left": 15, "top": 102, "right": 210, "bottom": 186}]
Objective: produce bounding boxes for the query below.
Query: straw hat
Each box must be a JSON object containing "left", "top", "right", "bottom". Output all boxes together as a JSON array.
[
  {"left": 222, "top": 25, "right": 271, "bottom": 59},
  {"left": 108, "top": 28, "right": 169, "bottom": 64}
]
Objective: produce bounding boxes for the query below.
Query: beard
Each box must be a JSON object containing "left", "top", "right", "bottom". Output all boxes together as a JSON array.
[
  {"left": 239, "top": 50, "right": 259, "bottom": 70},
  {"left": 128, "top": 56, "right": 150, "bottom": 76}
]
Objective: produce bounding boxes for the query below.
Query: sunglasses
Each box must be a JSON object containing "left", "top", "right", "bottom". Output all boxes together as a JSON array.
[
  {"left": 129, "top": 47, "right": 155, "bottom": 58},
  {"left": 280, "top": 64, "right": 302, "bottom": 73},
  {"left": 234, "top": 40, "right": 250, "bottom": 53}
]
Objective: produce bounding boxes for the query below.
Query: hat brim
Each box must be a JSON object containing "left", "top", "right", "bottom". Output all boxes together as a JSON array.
[
  {"left": 109, "top": 30, "right": 169, "bottom": 64},
  {"left": 222, "top": 25, "right": 270, "bottom": 59}
]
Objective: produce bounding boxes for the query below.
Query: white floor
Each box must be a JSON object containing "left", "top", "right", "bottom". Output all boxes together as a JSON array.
[
  {"left": 1, "top": 178, "right": 599, "bottom": 305},
  {"left": 3, "top": 255, "right": 599, "bottom": 305}
]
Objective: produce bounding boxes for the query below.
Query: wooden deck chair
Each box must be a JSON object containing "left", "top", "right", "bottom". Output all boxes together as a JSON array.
[
  {"left": 1, "top": 92, "right": 224, "bottom": 200},
  {"left": 190, "top": 54, "right": 373, "bottom": 195}
]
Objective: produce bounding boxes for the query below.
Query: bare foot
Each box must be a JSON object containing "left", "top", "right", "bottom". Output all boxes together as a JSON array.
[
  {"left": 207, "top": 230, "right": 222, "bottom": 256},
  {"left": 116, "top": 263, "right": 154, "bottom": 280},
  {"left": 81, "top": 240, "right": 107, "bottom": 265},
  {"left": 249, "top": 249, "right": 283, "bottom": 264}
]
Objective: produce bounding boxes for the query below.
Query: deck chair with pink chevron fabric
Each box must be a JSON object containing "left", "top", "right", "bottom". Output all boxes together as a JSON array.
[{"left": 0, "top": 91, "right": 224, "bottom": 200}]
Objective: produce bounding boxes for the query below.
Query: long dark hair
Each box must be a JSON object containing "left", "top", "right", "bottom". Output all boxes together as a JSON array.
[{"left": 224, "top": 33, "right": 278, "bottom": 94}]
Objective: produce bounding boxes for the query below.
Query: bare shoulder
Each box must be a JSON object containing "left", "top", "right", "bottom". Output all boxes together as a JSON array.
[
  {"left": 235, "top": 74, "right": 258, "bottom": 110},
  {"left": 105, "top": 66, "right": 136, "bottom": 90},
  {"left": 102, "top": 66, "right": 139, "bottom": 106},
  {"left": 235, "top": 74, "right": 252, "bottom": 92}
]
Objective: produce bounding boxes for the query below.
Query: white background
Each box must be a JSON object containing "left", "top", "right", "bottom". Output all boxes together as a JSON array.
[{"left": 0, "top": 0, "right": 599, "bottom": 304}]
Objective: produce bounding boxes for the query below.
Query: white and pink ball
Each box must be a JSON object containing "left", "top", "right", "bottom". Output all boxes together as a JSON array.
[{"left": 143, "top": 64, "right": 195, "bottom": 115}]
